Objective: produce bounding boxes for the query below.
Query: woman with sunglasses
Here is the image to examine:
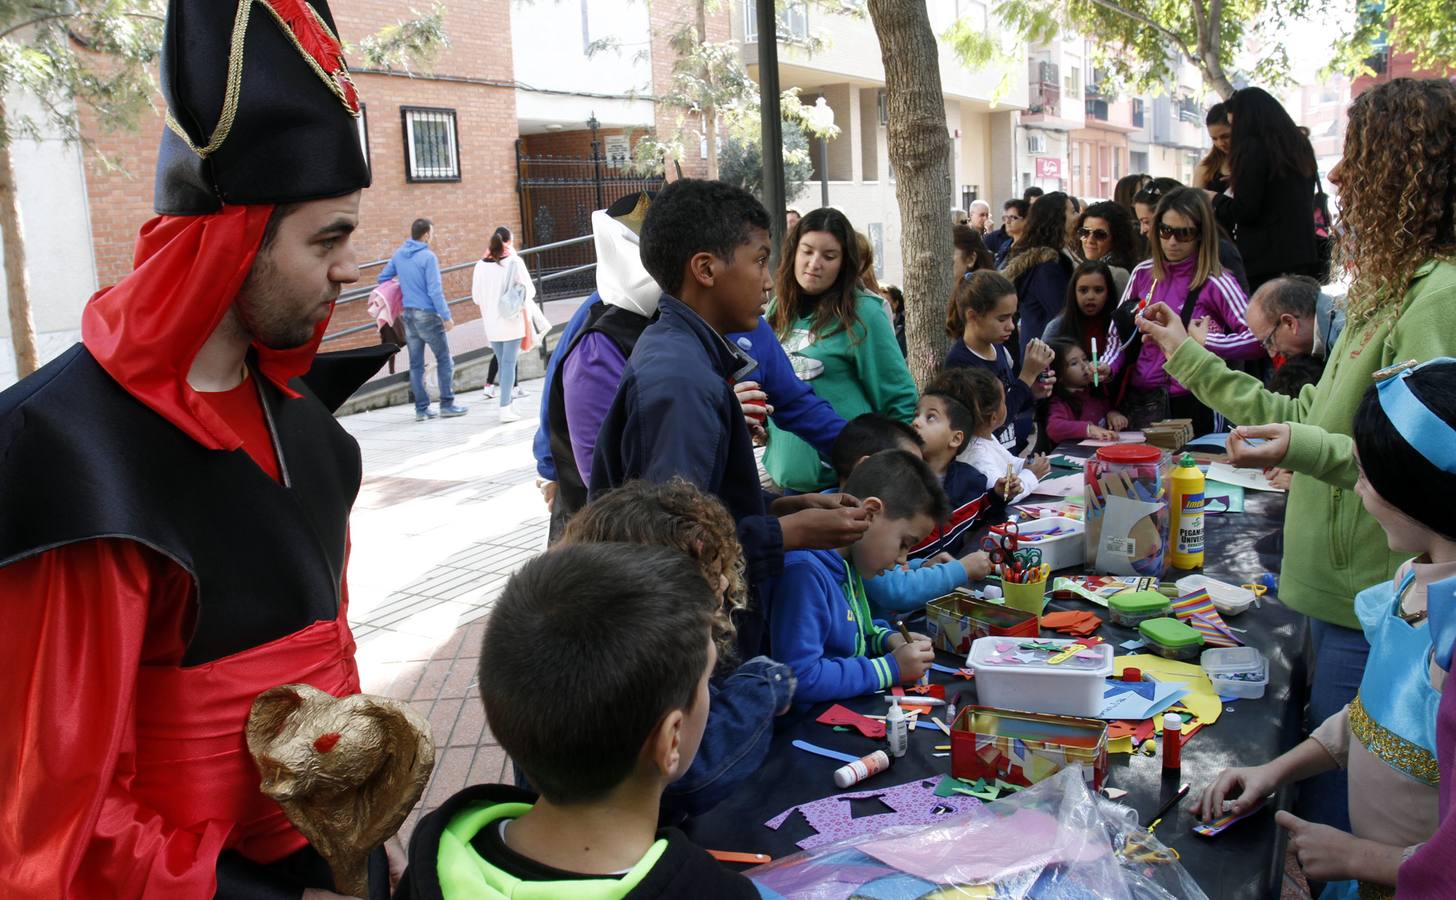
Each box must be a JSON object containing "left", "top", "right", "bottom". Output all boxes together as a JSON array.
[
  {"left": 1136, "top": 79, "right": 1456, "bottom": 839},
  {"left": 1074, "top": 200, "right": 1138, "bottom": 297},
  {"left": 1100, "top": 187, "right": 1259, "bottom": 433},
  {"left": 1211, "top": 87, "right": 1320, "bottom": 292}
]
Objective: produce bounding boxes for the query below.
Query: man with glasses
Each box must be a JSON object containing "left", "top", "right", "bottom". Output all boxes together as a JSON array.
[
  {"left": 985, "top": 198, "right": 1027, "bottom": 268},
  {"left": 1246, "top": 274, "right": 1345, "bottom": 362}
]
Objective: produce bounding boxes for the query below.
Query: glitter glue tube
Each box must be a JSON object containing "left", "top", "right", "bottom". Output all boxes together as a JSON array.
[
  {"left": 1163, "top": 712, "right": 1182, "bottom": 770},
  {"left": 886, "top": 702, "right": 909, "bottom": 757},
  {"left": 834, "top": 750, "right": 891, "bottom": 788}
]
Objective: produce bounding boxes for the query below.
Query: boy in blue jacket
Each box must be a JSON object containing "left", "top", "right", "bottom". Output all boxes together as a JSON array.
[
  {"left": 590, "top": 179, "right": 867, "bottom": 658},
  {"left": 768, "top": 450, "right": 944, "bottom": 706}
]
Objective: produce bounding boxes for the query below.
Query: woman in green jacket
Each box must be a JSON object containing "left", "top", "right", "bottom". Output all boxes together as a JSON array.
[
  {"left": 765, "top": 209, "right": 919, "bottom": 492},
  {"left": 1137, "top": 77, "right": 1456, "bottom": 832}
]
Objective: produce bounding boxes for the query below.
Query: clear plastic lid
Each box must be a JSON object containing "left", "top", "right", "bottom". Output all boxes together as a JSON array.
[{"left": 1200, "top": 646, "right": 1264, "bottom": 675}]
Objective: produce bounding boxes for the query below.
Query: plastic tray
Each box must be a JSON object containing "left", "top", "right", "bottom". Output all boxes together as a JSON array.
[
  {"left": 968, "top": 636, "right": 1114, "bottom": 717},
  {"left": 1107, "top": 590, "right": 1171, "bottom": 627},
  {"left": 1201, "top": 647, "right": 1269, "bottom": 699},
  {"left": 1175, "top": 575, "right": 1258, "bottom": 616},
  {"left": 1007, "top": 516, "right": 1085, "bottom": 570}
]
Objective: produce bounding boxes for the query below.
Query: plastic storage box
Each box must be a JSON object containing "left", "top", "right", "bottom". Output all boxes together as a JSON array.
[
  {"left": 1176, "top": 575, "right": 1258, "bottom": 616},
  {"left": 1007, "top": 516, "right": 1085, "bottom": 570},
  {"left": 1201, "top": 647, "right": 1269, "bottom": 699},
  {"left": 950, "top": 706, "right": 1109, "bottom": 790},
  {"left": 925, "top": 592, "right": 1040, "bottom": 655},
  {"left": 1138, "top": 617, "right": 1205, "bottom": 660},
  {"left": 1107, "top": 590, "right": 1172, "bottom": 627},
  {"left": 968, "top": 636, "right": 1114, "bottom": 717}
]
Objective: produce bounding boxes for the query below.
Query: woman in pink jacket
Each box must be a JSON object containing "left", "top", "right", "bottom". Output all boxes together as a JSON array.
[{"left": 1101, "top": 187, "right": 1261, "bottom": 433}]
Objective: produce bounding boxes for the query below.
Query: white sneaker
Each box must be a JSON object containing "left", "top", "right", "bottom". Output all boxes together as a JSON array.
[
  {"left": 512, "top": 386, "right": 531, "bottom": 399},
  {"left": 482, "top": 384, "right": 498, "bottom": 399},
  {"left": 499, "top": 403, "right": 522, "bottom": 423}
]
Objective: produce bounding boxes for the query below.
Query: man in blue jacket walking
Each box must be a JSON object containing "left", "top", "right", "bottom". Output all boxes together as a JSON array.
[{"left": 380, "top": 218, "right": 468, "bottom": 420}]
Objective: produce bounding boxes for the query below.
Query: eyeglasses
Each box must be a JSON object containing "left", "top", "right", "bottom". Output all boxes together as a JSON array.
[
  {"left": 1257, "top": 318, "right": 1286, "bottom": 352},
  {"left": 1077, "top": 228, "right": 1110, "bottom": 241},
  {"left": 1003, "top": 214, "right": 1023, "bottom": 222},
  {"left": 1157, "top": 224, "right": 1200, "bottom": 243}
]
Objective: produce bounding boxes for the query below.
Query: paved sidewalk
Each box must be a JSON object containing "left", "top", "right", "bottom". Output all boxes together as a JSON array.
[{"left": 340, "top": 378, "right": 549, "bottom": 842}]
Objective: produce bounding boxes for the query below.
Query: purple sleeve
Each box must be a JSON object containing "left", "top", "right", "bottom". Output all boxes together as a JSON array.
[
  {"left": 1198, "top": 273, "right": 1264, "bottom": 361},
  {"left": 563, "top": 332, "right": 630, "bottom": 487},
  {"left": 1046, "top": 396, "right": 1088, "bottom": 443}
]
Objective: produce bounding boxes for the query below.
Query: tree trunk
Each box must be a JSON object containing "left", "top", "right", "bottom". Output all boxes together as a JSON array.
[
  {"left": 866, "top": 0, "right": 952, "bottom": 387},
  {"left": 0, "top": 100, "right": 38, "bottom": 381},
  {"left": 697, "top": 0, "right": 718, "bottom": 180}
]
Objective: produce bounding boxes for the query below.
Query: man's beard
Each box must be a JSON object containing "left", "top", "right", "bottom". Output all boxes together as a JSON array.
[{"left": 234, "top": 252, "right": 335, "bottom": 350}]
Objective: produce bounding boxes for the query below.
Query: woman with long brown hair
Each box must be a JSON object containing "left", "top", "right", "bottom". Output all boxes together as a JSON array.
[
  {"left": 1137, "top": 78, "right": 1456, "bottom": 835},
  {"left": 765, "top": 208, "right": 918, "bottom": 492}
]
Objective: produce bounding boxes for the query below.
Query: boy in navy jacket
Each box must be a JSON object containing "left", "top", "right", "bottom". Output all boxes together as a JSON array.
[{"left": 767, "top": 451, "right": 945, "bottom": 707}]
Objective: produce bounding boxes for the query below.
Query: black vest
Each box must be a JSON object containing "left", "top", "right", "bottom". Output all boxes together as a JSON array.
[
  {"left": 0, "top": 345, "right": 365, "bottom": 666},
  {"left": 546, "top": 304, "right": 654, "bottom": 529}
]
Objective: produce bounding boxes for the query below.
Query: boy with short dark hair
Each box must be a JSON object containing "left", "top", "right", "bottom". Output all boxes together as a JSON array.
[
  {"left": 395, "top": 543, "right": 760, "bottom": 899},
  {"left": 767, "top": 451, "right": 946, "bottom": 706},
  {"left": 907, "top": 385, "right": 997, "bottom": 561},
  {"left": 591, "top": 179, "right": 868, "bottom": 657},
  {"left": 830, "top": 413, "right": 922, "bottom": 484}
]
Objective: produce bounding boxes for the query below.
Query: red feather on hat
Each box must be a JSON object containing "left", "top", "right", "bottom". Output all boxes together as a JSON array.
[{"left": 264, "top": 0, "right": 359, "bottom": 112}]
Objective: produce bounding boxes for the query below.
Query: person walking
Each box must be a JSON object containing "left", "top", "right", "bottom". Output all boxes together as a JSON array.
[
  {"left": 382, "top": 218, "right": 467, "bottom": 420},
  {"left": 473, "top": 226, "right": 543, "bottom": 423}
]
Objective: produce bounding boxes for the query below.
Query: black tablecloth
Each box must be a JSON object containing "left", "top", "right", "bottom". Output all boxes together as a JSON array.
[{"left": 686, "top": 469, "right": 1306, "bottom": 899}]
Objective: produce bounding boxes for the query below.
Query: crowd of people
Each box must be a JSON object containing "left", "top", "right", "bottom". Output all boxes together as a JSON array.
[{"left": 2, "top": 0, "right": 1455, "bottom": 894}]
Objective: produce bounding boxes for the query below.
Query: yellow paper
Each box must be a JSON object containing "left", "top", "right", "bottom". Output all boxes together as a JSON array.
[
  {"left": 1114, "top": 654, "right": 1223, "bottom": 726},
  {"left": 1108, "top": 735, "right": 1135, "bottom": 755}
]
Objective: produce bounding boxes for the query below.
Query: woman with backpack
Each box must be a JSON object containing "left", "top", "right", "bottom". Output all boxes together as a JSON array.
[{"left": 473, "top": 226, "right": 547, "bottom": 423}]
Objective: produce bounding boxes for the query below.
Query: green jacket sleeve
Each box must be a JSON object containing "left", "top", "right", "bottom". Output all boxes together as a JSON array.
[
  {"left": 1281, "top": 268, "right": 1456, "bottom": 487},
  {"left": 852, "top": 295, "right": 919, "bottom": 423},
  {"left": 1163, "top": 338, "right": 1312, "bottom": 427}
]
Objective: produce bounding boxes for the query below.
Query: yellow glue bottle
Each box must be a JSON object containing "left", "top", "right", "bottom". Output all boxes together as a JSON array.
[{"left": 1169, "top": 454, "right": 1205, "bottom": 569}]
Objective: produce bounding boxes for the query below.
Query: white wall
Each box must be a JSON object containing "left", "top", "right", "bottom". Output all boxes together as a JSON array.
[
  {"left": 0, "top": 89, "right": 99, "bottom": 389},
  {"left": 511, "top": 0, "right": 656, "bottom": 129}
]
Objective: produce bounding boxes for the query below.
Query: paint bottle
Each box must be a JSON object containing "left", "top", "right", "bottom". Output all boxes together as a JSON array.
[
  {"left": 833, "top": 750, "right": 891, "bottom": 788},
  {"left": 1169, "top": 454, "right": 1205, "bottom": 570},
  {"left": 1162, "top": 712, "right": 1182, "bottom": 771},
  {"left": 886, "top": 701, "right": 908, "bottom": 758}
]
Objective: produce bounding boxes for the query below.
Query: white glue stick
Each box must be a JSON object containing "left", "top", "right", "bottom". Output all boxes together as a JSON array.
[
  {"left": 886, "top": 701, "right": 909, "bottom": 758},
  {"left": 833, "top": 750, "right": 891, "bottom": 788}
]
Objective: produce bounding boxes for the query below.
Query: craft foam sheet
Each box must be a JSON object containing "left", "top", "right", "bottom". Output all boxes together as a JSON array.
[
  {"left": 1114, "top": 654, "right": 1224, "bottom": 726},
  {"left": 764, "top": 778, "right": 987, "bottom": 850}
]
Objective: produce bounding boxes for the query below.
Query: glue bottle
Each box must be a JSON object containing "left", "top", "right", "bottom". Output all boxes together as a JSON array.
[
  {"left": 1169, "top": 454, "right": 1205, "bottom": 570},
  {"left": 834, "top": 750, "right": 891, "bottom": 788},
  {"left": 886, "top": 702, "right": 908, "bottom": 758},
  {"left": 1162, "top": 712, "right": 1182, "bottom": 771}
]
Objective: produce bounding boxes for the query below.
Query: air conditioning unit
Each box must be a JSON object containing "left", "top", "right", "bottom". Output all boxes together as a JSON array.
[{"left": 1027, "top": 133, "right": 1047, "bottom": 154}]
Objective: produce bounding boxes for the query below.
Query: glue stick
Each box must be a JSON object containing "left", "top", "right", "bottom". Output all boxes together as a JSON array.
[
  {"left": 1169, "top": 454, "right": 1205, "bottom": 570},
  {"left": 834, "top": 750, "right": 891, "bottom": 788},
  {"left": 886, "top": 702, "right": 909, "bottom": 758},
  {"left": 1162, "top": 712, "right": 1182, "bottom": 770}
]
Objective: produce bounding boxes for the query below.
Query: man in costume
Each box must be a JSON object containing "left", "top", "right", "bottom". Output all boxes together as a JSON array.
[{"left": 0, "top": 1, "right": 396, "bottom": 897}]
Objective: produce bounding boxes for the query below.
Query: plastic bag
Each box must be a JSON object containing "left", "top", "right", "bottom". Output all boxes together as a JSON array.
[{"left": 749, "top": 767, "right": 1207, "bottom": 899}]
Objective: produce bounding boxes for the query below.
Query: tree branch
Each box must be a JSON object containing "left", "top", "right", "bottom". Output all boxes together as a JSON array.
[
  {"left": 1082, "top": 0, "right": 1198, "bottom": 65},
  {"left": 0, "top": 13, "right": 72, "bottom": 41}
]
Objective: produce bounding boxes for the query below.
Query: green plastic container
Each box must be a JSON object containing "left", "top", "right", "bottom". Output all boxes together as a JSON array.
[
  {"left": 1108, "top": 590, "right": 1172, "bottom": 627},
  {"left": 1138, "top": 617, "right": 1205, "bottom": 660}
]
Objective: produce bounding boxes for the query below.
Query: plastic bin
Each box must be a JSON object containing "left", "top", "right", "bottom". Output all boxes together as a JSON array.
[
  {"left": 1007, "top": 516, "right": 1085, "bottom": 570},
  {"left": 1138, "top": 617, "right": 1205, "bottom": 660},
  {"left": 1107, "top": 590, "right": 1172, "bottom": 627},
  {"left": 1202, "top": 647, "right": 1269, "bottom": 699},
  {"left": 968, "top": 636, "right": 1114, "bottom": 717},
  {"left": 1176, "top": 575, "right": 1258, "bottom": 616}
]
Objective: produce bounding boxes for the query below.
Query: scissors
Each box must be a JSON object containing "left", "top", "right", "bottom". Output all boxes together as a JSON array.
[
  {"left": 1119, "top": 829, "right": 1181, "bottom": 865},
  {"left": 1239, "top": 582, "right": 1268, "bottom": 608},
  {"left": 1013, "top": 548, "right": 1043, "bottom": 568}
]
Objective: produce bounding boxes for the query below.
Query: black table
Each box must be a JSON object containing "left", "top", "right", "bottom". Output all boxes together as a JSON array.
[{"left": 688, "top": 468, "right": 1307, "bottom": 899}]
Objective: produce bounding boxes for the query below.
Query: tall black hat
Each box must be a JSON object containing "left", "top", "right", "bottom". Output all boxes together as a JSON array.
[{"left": 154, "top": 0, "right": 371, "bottom": 215}]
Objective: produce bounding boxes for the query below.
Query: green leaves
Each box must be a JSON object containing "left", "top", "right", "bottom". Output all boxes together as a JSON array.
[{"left": 353, "top": 4, "right": 448, "bottom": 73}]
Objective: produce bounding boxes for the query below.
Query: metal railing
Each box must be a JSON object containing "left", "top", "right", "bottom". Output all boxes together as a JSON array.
[{"left": 321, "top": 234, "right": 595, "bottom": 344}]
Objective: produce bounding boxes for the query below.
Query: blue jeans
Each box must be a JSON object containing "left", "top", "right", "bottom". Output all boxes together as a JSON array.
[
  {"left": 402, "top": 308, "right": 455, "bottom": 412},
  {"left": 1297, "top": 619, "right": 1370, "bottom": 831},
  {"left": 490, "top": 340, "right": 520, "bottom": 410}
]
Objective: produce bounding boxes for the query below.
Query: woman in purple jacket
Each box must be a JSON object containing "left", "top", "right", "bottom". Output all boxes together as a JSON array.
[{"left": 1101, "top": 187, "right": 1260, "bottom": 433}]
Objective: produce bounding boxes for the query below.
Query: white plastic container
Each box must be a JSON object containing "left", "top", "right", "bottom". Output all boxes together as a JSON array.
[
  {"left": 1009, "top": 516, "right": 1085, "bottom": 570},
  {"left": 1176, "top": 574, "right": 1258, "bottom": 616},
  {"left": 1201, "top": 646, "right": 1268, "bottom": 699},
  {"left": 968, "top": 636, "right": 1114, "bottom": 717}
]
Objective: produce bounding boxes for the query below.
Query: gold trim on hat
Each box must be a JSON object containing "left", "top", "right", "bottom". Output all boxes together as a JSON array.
[{"left": 165, "top": 0, "right": 360, "bottom": 161}]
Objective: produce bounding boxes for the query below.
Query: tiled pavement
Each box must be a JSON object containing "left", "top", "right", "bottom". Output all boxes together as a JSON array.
[
  {"left": 339, "top": 379, "right": 550, "bottom": 843},
  {"left": 340, "top": 377, "right": 1314, "bottom": 896}
]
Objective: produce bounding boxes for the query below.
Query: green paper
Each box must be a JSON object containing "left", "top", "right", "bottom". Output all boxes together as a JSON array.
[
  {"left": 832, "top": 726, "right": 850, "bottom": 732},
  {"left": 1206, "top": 480, "right": 1246, "bottom": 513},
  {"left": 933, "top": 775, "right": 962, "bottom": 797}
]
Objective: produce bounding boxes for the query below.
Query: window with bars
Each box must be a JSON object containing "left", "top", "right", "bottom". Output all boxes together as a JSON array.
[{"left": 401, "top": 107, "right": 460, "bottom": 182}]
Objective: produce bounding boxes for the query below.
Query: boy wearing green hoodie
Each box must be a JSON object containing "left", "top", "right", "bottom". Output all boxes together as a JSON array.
[{"left": 394, "top": 543, "right": 760, "bottom": 899}]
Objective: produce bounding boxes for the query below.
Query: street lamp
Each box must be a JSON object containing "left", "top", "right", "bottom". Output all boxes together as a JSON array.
[{"left": 806, "top": 97, "right": 835, "bottom": 208}]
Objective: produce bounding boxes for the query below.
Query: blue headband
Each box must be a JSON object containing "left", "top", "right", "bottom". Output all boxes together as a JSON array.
[{"left": 1376, "top": 357, "right": 1456, "bottom": 474}]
